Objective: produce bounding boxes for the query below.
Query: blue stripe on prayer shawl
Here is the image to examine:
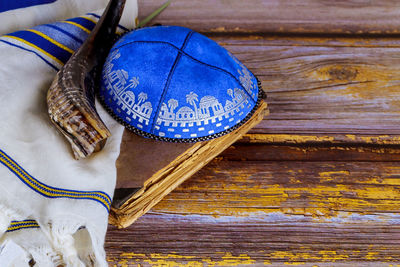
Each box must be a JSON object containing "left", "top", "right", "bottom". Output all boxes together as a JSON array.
[
  {"left": 5, "top": 30, "right": 72, "bottom": 64},
  {"left": 0, "top": 0, "right": 57, "bottom": 13},
  {"left": 0, "top": 149, "right": 112, "bottom": 212},
  {"left": 43, "top": 24, "right": 84, "bottom": 45},
  {"left": 0, "top": 15, "right": 98, "bottom": 67},
  {"left": 65, "top": 17, "right": 96, "bottom": 33}
]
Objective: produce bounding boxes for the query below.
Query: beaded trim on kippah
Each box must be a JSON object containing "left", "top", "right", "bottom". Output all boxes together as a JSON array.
[{"left": 99, "top": 79, "right": 265, "bottom": 143}]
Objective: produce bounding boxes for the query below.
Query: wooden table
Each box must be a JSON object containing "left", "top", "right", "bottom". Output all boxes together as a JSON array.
[{"left": 106, "top": 1, "right": 400, "bottom": 265}]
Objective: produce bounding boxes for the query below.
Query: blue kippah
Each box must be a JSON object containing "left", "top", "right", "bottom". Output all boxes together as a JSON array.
[{"left": 100, "top": 26, "right": 262, "bottom": 142}]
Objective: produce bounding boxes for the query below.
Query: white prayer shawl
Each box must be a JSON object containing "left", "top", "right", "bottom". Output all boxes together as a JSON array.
[
  {"left": 0, "top": 1, "right": 137, "bottom": 266},
  {"left": 0, "top": 0, "right": 107, "bottom": 35}
]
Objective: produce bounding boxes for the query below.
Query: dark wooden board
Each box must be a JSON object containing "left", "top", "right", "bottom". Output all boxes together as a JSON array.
[
  {"left": 214, "top": 35, "right": 400, "bottom": 136},
  {"left": 220, "top": 143, "right": 400, "bottom": 162},
  {"left": 139, "top": 0, "right": 400, "bottom": 35},
  {"left": 107, "top": 214, "right": 400, "bottom": 266}
]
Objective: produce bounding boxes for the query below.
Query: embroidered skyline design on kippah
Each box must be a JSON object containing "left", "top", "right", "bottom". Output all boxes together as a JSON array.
[
  {"left": 0, "top": 149, "right": 112, "bottom": 211},
  {"left": 100, "top": 26, "right": 260, "bottom": 141},
  {"left": 103, "top": 49, "right": 254, "bottom": 138}
]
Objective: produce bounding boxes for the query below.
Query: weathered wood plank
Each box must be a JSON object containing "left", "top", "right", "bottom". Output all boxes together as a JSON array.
[
  {"left": 107, "top": 214, "right": 400, "bottom": 266},
  {"left": 210, "top": 35, "right": 400, "bottom": 136},
  {"left": 240, "top": 133, "right": 400, "bottom": 145},
  {"left": 221, "top": 143, "right": 400, "bottom": 162},
  {"left": 106, "top": 159, "right": 400, "bottom": 265},
  {"left": 139, "top": 0, "right": 400, "bottom": 34},
  {"left": 149, "top": 160, "right": 400, "bottom": 218}
]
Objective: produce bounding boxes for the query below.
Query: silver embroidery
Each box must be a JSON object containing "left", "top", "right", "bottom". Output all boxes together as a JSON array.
[
  {"left": 102, "top": 49, "right": 256, "bottom": 134},
  {"left": 228, "top": 51, "right": 257, "bottom": 100},
  {"left": 103, "top": 50, "right": 152, "bottom": 125},
  {"left": 156, "top": 87, "right": 250, "bottom": 133}
]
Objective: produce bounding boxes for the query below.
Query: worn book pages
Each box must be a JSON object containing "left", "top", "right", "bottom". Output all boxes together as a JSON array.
[{"left": 110, "top": 101, "right": 268, "bottom": 228}]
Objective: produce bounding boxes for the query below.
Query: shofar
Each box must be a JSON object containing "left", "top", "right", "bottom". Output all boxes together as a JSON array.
[{"left": 47, "top": 0, "right": 126, "bottom": 159}]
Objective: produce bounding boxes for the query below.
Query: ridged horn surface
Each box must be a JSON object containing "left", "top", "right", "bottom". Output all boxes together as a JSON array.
[{"left": 47, "top": 0, "right": 126, "bottom": 159}]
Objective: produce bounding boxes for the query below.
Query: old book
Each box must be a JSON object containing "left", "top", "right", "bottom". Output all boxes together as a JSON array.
[{"left": 109, "top": 101, "right": 268, "bottom": 228}]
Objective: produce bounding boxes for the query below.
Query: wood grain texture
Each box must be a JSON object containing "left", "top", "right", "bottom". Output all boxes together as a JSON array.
[
  {"left": 107, "top": 159, "right": 400, "bottom": 266},
  {"left": 139, "top": 0, "right": 400, "bottom": 35},
  {"left": 240, "top": 133, "right": 400, "bottom": 145},
  {"left": 148, "top": 160, "right": 400, "bottom": 219},
  {"left": 221, "top": 143, "right": 400, "bottom": 162},
  {"left": 107, "top": 214, "right": 400, "bottom": 266},
  {"left": 215, "top": 35, "right": 400, "bottom": 135},
  {"left": 106, "top": 1, "right": 400, "bottom": 265}
]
